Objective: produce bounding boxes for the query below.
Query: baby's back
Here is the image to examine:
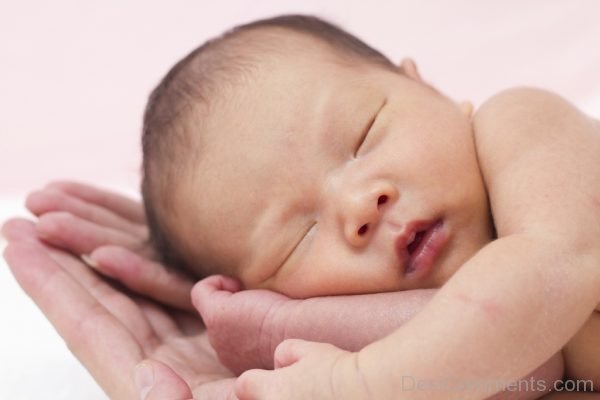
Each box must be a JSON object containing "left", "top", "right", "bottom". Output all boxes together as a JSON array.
[{"left": 561, "top": 306, "right": 600, "bottom": 390}]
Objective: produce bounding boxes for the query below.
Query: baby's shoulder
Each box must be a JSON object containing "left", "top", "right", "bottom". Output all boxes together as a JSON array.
[
  {"left": 472, "top": 86, "right": 591, "bottom": 136},
  {"left": 470, "top": 86, "right": 600, "bottom": 238}
]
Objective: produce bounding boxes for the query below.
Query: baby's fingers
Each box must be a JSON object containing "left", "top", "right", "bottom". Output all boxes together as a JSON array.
[
  {"left": 27, "top": 187, "right": 147, "bottom": 238},
  {"left": 274, "top": 339, "right": 340, "bottom": 369},
  {"left": 90, "top": 245, "right": 195, "bottom": 311},
  {"left": 191, "top": 275, "right": 243, "bottom": 320},
  {"left": 46, "top": 180, "right": 146, "bottom": 224},
  {"left": 234, "top": 369, "right": 271, "bottom": 400},
  {"left": 37, "top": 211, "right": 149, "bottom": 257}
]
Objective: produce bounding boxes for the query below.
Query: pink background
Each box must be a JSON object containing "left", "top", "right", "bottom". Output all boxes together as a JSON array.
[
  {"left": 1, "top": 1, "right": 600, "bottom": 197},
  {"left": 1, "top": 1, "right": 599, "bottom": 399}
]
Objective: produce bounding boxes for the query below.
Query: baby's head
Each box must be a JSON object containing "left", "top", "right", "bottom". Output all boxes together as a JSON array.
[{"left": 141, "top": 14, "right": 494, "bottom": 299}]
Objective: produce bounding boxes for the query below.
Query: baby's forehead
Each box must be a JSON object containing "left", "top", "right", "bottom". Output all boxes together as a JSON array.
[
  {"left": 238, "top": 27, "right": 347, "bottom": 61},
  {"left": 188, "top": 29, "right": 392, "bottom": 179},
  {"left": 225, "top": 27, "right": 374, "bottom": 87},
  {"left": 200, "top": 51, "right": 387, "bottom": 154}
]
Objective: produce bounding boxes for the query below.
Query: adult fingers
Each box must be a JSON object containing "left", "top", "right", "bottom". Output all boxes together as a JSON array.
[
  {"left": 192, "top": 378, "right": 237, "bottom": 400},
  {"left": 49, "top": 248, "right": 164, "bottom": 350},
  {"left": 27, "top": 187, "right": 148, "bottom": 239},
  {"left": 36, "top": 211, "right": 149, "bottom": 257},
  {"left": 46, "top": 180, "right": 146, "bottom": 224},
  {"left": 2, "top": 218, "right": 42, "bottom": 243},
  {"left": 6, "top": 218, "right": 163, "bottom": 351},
  {"left": 90, "top": 245, "right": 195, "bottom": 311},
  {"left": 135, "top": 298, "right": 182, "bottom": 340},
  {"left": 4, "top": 242, "right": 143, "bottom": 400},
  {"left": 135, "top": 360, "right": 193, "bottom": 400}
]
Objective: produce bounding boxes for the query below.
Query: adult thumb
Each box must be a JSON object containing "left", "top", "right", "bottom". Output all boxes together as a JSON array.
[{"left": 135, "top": 360, "right": 193, "bottom": 400}]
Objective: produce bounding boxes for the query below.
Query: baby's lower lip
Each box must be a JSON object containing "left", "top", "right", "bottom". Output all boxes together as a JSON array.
[{"left": 405, "top": 220, "right": 448, "bottom": 278}]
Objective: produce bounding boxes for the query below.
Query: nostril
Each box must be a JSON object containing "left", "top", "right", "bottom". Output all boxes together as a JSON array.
[
  {"left": 357, "top": 224, "right": 369, "bottom": 236},
  {"left": 377, "top": 195, "right": 388, "bottom": 206}
]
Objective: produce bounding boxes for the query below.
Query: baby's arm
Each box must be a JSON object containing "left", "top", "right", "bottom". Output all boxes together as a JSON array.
[
  {"left": 195, "top": 276, "right": 564, "bottom": 399},
  {"left": 277, "top": 289, "right": 433, "bottom": 353},
  {"left": 194, "top": 276, "right": 433, "bottom": 373},
  {"left": 357, "top": 88, "right": 600, "bottom": 399},
  {"left": 540, "top": 394, "right": 600, "bottom": 399}
]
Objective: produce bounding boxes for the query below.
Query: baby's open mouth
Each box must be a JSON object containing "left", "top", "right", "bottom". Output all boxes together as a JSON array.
[
  {"left": 407, "top": 229, "right": 427, "bottom": 255},
  {"left": 397, "top": 219, "right": 448, "bottom": 278}
]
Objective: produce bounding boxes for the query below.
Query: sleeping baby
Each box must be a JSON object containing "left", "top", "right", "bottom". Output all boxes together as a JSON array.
[{"left": 138, "top": 14, "right": 599, "bottom": 399}]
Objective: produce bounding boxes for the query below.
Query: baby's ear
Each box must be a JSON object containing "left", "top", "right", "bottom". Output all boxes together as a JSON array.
[{"left": 399, "top": 58, "right": 423, "bottom": 82}]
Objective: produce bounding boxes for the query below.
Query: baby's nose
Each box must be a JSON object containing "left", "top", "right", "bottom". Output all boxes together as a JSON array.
[{"left": 342, "top": 183, "right": 398, "bottom": 247}]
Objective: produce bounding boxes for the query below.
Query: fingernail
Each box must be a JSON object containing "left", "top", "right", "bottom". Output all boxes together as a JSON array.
[
  {"left": 81, "top": 254, "right": 98, "bottom": 269},
  {"left": 135, "top": 362, "right": 154, "bottom": 400}
]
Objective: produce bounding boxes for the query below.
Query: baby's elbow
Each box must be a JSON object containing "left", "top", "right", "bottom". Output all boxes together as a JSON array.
[{"left": 530, "top": 230, "right": 600, "bottom": 310}]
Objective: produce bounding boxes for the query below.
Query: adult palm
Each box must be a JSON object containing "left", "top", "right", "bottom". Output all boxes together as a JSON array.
[{"left": 3, "top": 182, "right": 235, "bottom": 399}]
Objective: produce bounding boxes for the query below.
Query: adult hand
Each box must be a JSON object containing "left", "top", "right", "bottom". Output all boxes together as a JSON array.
[
  {"left": 3, "top": 180, "right": 240, "bottom": 398},
  {"left": 3, "top": 218, "right": 235, "bottom": 399},
  {"left": 25, "top": 181, "right": 193, "bottom": 310}
]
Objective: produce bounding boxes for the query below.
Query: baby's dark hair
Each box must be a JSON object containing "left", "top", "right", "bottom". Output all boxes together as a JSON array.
[{"left": 141, "top": 14, "right": 396, "bottom": 277}]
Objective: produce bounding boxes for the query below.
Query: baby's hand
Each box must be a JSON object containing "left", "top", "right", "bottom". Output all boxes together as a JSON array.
[
  {"left": 234, "top": 339, "right": 367, "bottom": 400},
  {"left": 192, "top": 275, "right": 299, "bottom": 375},
  {"left": 193, "top": 276, "right": 439, "bottom": 376}
]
